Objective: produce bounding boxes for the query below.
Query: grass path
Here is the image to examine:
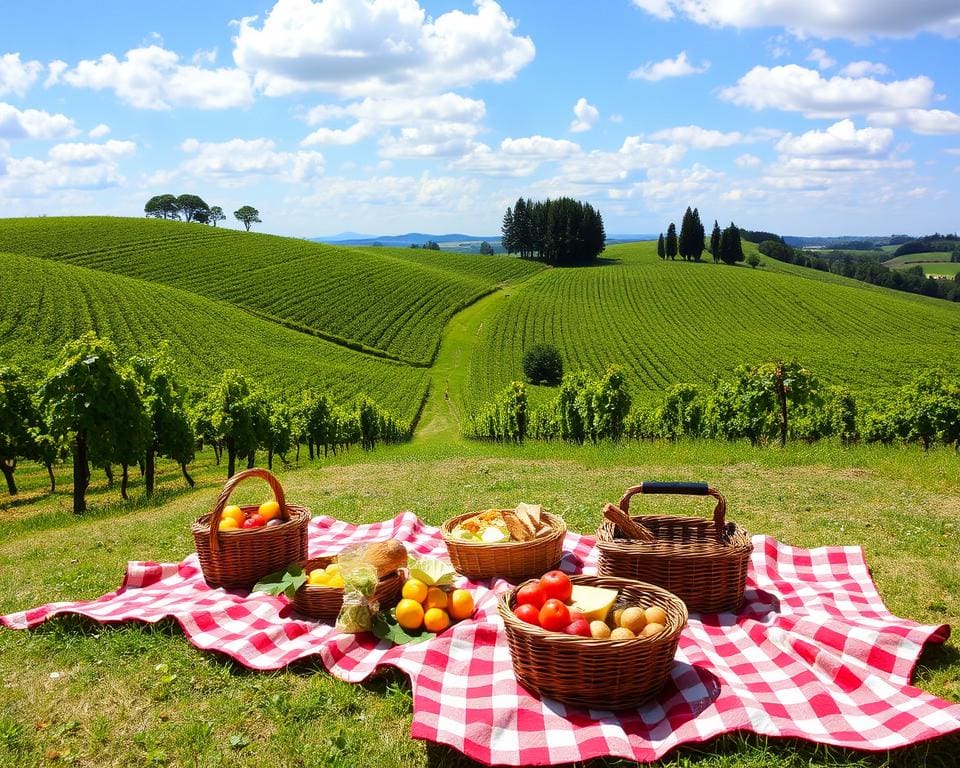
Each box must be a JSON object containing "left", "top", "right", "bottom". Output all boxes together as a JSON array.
[{"left": 412, "top": 281, "right": 527, "bottom": 445}]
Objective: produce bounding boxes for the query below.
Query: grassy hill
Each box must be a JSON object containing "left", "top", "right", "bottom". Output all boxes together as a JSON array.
[
  {"left": 467, "top": 241, "right": 960, "bottom": 410},
  {"left": 0, "top": 217, "right": 542, "bottom": 365},
  {"left": 0, "top": 251, "right": 428, "bottom": 423}
]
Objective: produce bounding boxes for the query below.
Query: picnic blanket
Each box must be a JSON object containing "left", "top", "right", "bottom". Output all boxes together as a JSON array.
[{"left": 3, "top": 511, "right": 959, "bottom": 765}]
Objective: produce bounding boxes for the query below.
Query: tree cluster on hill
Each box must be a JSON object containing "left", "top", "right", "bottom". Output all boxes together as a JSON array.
[
  {"left": 410, "top": 240, "right": 440, "bottom": 250},
  {"left": 0, "top": 333, "right": 408, "bottom": 512},
  {"left": 658, "top": 208, "right": 743, "bottom": 265},
  {"left": 501, "top": 197, "right": 605, "bottom": 265},
  {"left": 145, "top": 194, "right": 261, "bottom": 231},
  {"left": 893, "top": 236, "right": 959, "bottom": 257}
]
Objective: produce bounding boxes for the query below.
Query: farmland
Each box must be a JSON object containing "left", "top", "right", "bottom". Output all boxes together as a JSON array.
[
  {"left": 0, "top": 251, "right": 429, "bottom": 423},
  {"left": 0, "top": 217, "right": 543, "bottom": 364},
  {"left": 466, "top": 240, "right": 960, "bottom": 412}
]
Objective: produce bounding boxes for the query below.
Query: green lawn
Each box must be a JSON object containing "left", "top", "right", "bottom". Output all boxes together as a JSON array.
[
  {"left": 923, "top": 263, "right": 960, "bottom": 278},
  {"left": 883, "top": 251, "right": 957, "bottom": 267}
]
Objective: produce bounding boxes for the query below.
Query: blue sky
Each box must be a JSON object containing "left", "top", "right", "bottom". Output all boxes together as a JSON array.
[{"left": 2, "top": 0, "right": 959, "bottom": 238}]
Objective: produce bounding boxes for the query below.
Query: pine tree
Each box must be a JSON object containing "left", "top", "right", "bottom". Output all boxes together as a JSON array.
[
  {"left": 657, "top": 233, "right": 665, "bottom": 259},
  {"left": 711, "top": 220, "right": 721, "bottom": 263},
  {"left": 666, "top": 222, "right": 678, "bottom": 260},
  {"left": 501, "top": 206, "right": 516, "bottom": 255},
  {"left": 719, "top": 222, "right": 744, "bottom": 265},
  {"left": 678, "top": 207, "right": 694, "bottom": 260},
  {"left": 692, "top": 207, "right": 705, "bottom": 261}
]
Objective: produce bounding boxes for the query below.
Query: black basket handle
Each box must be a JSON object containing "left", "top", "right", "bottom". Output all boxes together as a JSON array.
[{"left": 618, "top": 482, "right": 727, "bottom": 540}]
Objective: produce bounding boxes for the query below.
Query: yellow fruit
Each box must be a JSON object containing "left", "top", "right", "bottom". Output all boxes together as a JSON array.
[
  {"left": 619, "top": 607, "right": 647, "bottom": 635},
  {"left": 568, "top": 585, "right": 618, "bottom": 622},
  {"left": 610, "top": 627, "right": 636, "bottom": 640},
  {"left": 222, "top": 505, "right": 244, "bottom": 526},
  {"left": 423, "top": 608, "right": 450, "bottom": 633},
  {"left": 645, "top": 605, "right": 668, "bottom": 626},
  {"left": 448, "top": 589, "right": 474, "bottom": 621},
  {"left": 424, "top": 587, "right": 448, "bottom": 611},
  {"left": 308, "top": 570, "right": 329, "bottom": 586},
  {"left": 613, "top": 607, "right": 625, "bottom": 627},
  {"left": 218, "top": 517, "right": 239, "bottom": 532},
  {"left": 589, "top": 620, "right": 611, "bottom": 639},
  {"left": 402, "top": 578, "right": 429, "bottom": 603},
  {"left": 258, "top": 499, "right": 281, "bottom": 522},
  {"left": 327, "top": 574, "right": 345, "bottom": 588},
  {"left": 395, "top": 599, "right": 425, "bottom": 630},
  {"left": 641, "top": 622, "right": 665, "bottom": 638},
  {"left": 324, "top": 563, "right": 341, "bottom": 575}
]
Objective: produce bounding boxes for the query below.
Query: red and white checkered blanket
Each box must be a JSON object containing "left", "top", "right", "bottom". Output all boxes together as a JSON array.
[{"left": 3, "top": 512, "right": 958, "bottom": 765}]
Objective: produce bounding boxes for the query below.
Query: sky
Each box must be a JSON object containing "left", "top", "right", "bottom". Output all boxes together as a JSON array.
[{"left": 1, "top": 0, "right": 959, "bottom": 238}]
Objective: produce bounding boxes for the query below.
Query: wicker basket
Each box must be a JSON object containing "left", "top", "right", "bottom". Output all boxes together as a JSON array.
[
  {"left": 499, "top": 574, "right": 687, "bottom": 710},
  {"left": 191, "top": 468, "right": 310, "bottom": 590},
  {"left": 291, "top": 556, "right": 404, "bottom": 621},
  {"left": 596, "top": 482, "right": 753, "bottom": 613},
  {"left": 441, "top": 510, "right": 566, "bottom": 580}
]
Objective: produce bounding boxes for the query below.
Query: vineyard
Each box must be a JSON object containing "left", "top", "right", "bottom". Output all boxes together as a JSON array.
[
  {"left": 0, "top": 217, "right": 543, "bottom": 364},
  {"left": 0, "top": 251, "right": 428, "bottom": 424},
  {"left": 466, "top": 240, "right": 960, "bottom": 413}
]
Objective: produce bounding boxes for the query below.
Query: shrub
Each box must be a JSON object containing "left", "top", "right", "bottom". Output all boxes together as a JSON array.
[{"left": 522, "top": 343, "right": 563, "bottom": 386}]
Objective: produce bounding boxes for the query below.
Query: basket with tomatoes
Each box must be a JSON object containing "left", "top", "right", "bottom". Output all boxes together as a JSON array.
[{"left": 498, "top": 570, "right": 688, "bottom": 710}]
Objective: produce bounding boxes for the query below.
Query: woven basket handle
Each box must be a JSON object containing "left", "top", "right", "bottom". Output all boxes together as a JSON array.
[
  {"left": 618, "top": 482, "right": 727, "bottom": 540},
  {"left": 209, "top": 468, "right": 287, "bottom": 555},
  {"left": 602, "top": 503, "right": 655, "bottom": 542}
]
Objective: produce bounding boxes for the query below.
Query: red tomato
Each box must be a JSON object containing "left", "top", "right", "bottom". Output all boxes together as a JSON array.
[
  {"left": 539, "top": 570, "right": 572, "bottom": 603},
  {"left": 567, "top": 609, "right": 586, "bottom": 624},
  {"left": 513, "top": 603, "right": 540, "bottom": 626},
  {"left": 242, "top": 513, "right": 266, "bottom": 529},
  {"left": 564, "top": 619, "right": 591, "bottom": 637},
  {"left": 515, "top": 581, "right": 546, "bottom": 609},
  {"left": 538, "top": 599, "right": 571, "bottom": 632}
]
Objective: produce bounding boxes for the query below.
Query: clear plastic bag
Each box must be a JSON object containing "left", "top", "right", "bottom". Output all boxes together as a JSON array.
[{"left": 334, "top": 556, "right": 379, "bottom": 634}]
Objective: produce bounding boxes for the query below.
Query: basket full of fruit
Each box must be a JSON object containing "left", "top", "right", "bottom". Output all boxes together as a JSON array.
[
  {"left": 441, "top": 503, "right": 566, "bottom": 580},
  {"left": 191, "top": 468, "right": 310, "bottom": 589},
  {"left": 596, "top": 482, "right": 753, "bottom": 613},
  {"left": 498, "top": 570, "right": 688, "bottom": 710}
]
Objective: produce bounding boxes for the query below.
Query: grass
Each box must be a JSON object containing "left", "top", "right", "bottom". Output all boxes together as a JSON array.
[
  {"left": 1, "top": 439, "right": 959, "bottom": 768},
  {"left": 882, "top": 252, "right": 957, "bottom": 267},
  {"left": 922, "top": 263, "right": 960, "bottom": 278}
]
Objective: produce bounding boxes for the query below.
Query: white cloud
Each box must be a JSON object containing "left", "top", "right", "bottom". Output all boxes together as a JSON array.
[
  {"left": 806, "top": 48, "right": 835, "bottom": 70},
  {"left": 840, "top": 61, "right": 891, "bottom": 77},
  {"left": 60, "top": 45, "right": 254, "bottom": 109},
  {"left": 501, "top": 136, "right": 581, "bottom": 157},
  {"left": 48, "top": 139, "right": 136, "bottom": 165},
  {"left": 0, "top": 53, "right": 43, "bottom": 97},
  {"left": 0, "top": 140, "right": 134, "bottom": 198},
  {"left": 629, "top": 1, "right": 960, "bottom": 40},
  {"left": 633, "top": 163, "right": 725, "bottom": 202},
  {"left": 944, "top": 148, "right": 960, "bottom": 155},
  {"left": 906, "top": 186, "right": 928, "bottom": 198},
  {"left": 778, "top": 156, "right": 913, "bottom": 172},
  {"left": 180, "top": 137, "right": 324, "bottom": 184},
  {"left": 867, "top": 108, "right": 960, "bottom": 135},
  {"left": 776, "top": 119, "right": 894, "bottom": 157},
  {"left": 44, "top": 60, "right": 68, "bottom": 87},
  {"left": 629, "top": 51, "right": 709, "bottom": 81},
  {"left": 735, "top": 153, "right": 762, "bottom": 167},
  {"left": 88, "top": 123, "right": 111, "bottom": 139},
  {"left": 448, "top": 135, "right": 581, "bottom": 177},
  {"left": 609, "top": 114, "right": 624, "bottom": 124},
  {"left": 233, "top": 0, "right": 535, "bottom": 97},
  {"left": 647, "top": 125, "right": 780, "bottom": 149},
  {"left": 0, "top": 102, "right": 77, "bottom": 140},
  {"left": 302, "top": 122, "right": 377, "bottom": 146},
  {"left": 555, "top": 137, "right": 687, "bottom": 185},
  {"left": 379, "top": 122, "right": 479, "bottom": 158},
  {"left": 307, "top": 93, "right": 485, "bottom": 127},
  {"left": 569, "top": 98, "right": 599, "bottom": 133},
  {"left": 719, "top": 65, "right": 933, "bottom": 117}
]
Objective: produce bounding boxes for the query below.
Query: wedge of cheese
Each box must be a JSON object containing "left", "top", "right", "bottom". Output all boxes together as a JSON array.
[{"left": 569, "top": 585, "right": 618, "bottom": 622}]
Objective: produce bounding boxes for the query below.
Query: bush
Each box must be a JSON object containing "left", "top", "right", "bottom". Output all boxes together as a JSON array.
[
  {"left": 747, "top": 253, "right": 761, "bottom": 269},
  {"left": 522, "top": 343, "right": 563, "bottom": 386}
]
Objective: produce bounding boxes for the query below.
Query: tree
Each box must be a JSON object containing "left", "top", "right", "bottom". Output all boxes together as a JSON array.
[
  {"left": 678, "top": 207, "right": 695, "bottom": 261},
  {"left": 176, "top": 194, "right": 210, "bottom": 223},
  {"left": 657, "top": 233, "right": 665, "bottom": 259},
  {"left": 207, "top": 206, "right": 226, "bottom": 226},
  {"left": 0, "top": 367, "right": 40, "bottom": 495},
  {"left": 719, "top": 223, "right": 744, "bottom": 265},
  {"left": 501, "top": 207, "right": 516, "bottom": 255},
  {"left": 199, "top": 370, "right": 263, "bottom": 477},
  {"left": 710, "top": 220, "right": 721, "bottom": 263},
  {"left": 747, "top": 253, "right": 761, "bottom": 268},
  {"left": 479, "top": 240, "right": 494, "bottom": 255},
  {"left": 522, "top": 343, "right": 563, "bottom": 386},
  {"left": 144, "top": 194, "right": 179, "bottom": 220},
  {"left": 665, "top": 223, "right": 678, "bottom": 260},
  {"left": 691, "top": 207, "right": 705, "bottom": 261},
  {"left": 39, "top": 333, "right": 136, "bottom": 513},
  {"left": 423, "top": 240, "right": 440, "bottom": 250},
  {"left": 234, "top": 205, "right": 262, "bottom": 232}
]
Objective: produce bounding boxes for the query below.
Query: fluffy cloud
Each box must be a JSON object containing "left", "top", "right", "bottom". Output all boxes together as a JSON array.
[
  {"left": 233, "top": 0, "right": 535, "bottom": 97},
  {"left": 647, "top": 125, "right": 780, "bottom": 149},
  {"left": 776, "top": 119, "right": 894, "bottom": 157},
  {"left": 806, "top": 48, "right": 835, "bottom": 70},
  {"left": 48, "top": 140, "right": 136, "bottom": 165},
  {"left": 180, "top": 137, "right": 324, "bottom": 183},
  {"left": 569, "top": 98, "right": 599, "bottom": 133},
  {"left": 735, "top": 153, "right": 762, "bottom": 167},
  {"left": 449, "top": 135, "right": 581, "bottom": 177},
  {"left": 0, "top": 53, "right": 43, "bottom": 97},
  {"left": 840, "top": 61, "right": 891, "bottom": 77},
  {"left": 0, "top": 140, "right": 133, "bottom": 198},
  {"left": 629, "top": 0, "right": 960, "bottom": 40},
  {"left": 58, "top": 45, "right": 254, "bottom": 110},
  {"left": 0, "top": 102, "right": 77, "bottom": 140},
  {"left": 629, "top": 51, "right": 709, "bottom": 81},
  {"left": 379, "top": 122, "right": 479, "bottom": 158},
  {"left": 88, "top": 123, "right": 111, "bottom": 139},
  {"left": 554, "top": 137, "right": 687, "bottom": 185},
  {"left": 867, "top": 108, "right": 960, "bottom": 135},
  {"left": 719, "top": 65, "right": 932, "bottom": 117}
]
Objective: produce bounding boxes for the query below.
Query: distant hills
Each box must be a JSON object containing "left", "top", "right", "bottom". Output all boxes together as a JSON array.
[{"left": 312, "top": 232, "right": 659, "bottom": 249}]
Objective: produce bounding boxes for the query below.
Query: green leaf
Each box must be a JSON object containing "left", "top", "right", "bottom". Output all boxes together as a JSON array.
[
  {"left": 408, "top": 557, "right": 456, "bottom": 587},
  {"left": 252, "top": 564, "right": 307, "bottom": 599},
  {"left": 371, "top": 609, "right": 436, "bottom": 646}
]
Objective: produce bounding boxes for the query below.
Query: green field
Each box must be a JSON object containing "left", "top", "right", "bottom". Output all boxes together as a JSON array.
[
  {"left": 883, "top": 251, "right": 956, "bottom": 267},
  {"left": 0, "top": 251, "right": 429, "bottom": 424},
  {"left": 0, "top": 217, "right": 542, "bottom": 365},
  {"left": 466, "top": 241, "right": 960, "bottom": 411},
  {"left": 923, "top": 263, "right": 960, "bottom": 277}
]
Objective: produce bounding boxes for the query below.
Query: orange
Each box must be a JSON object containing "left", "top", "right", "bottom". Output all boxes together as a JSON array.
[
  {"left": 448, "top": 589, "right": 474, "bottom": 621},
  {"left": 424, "top": 587, "right": 448, "bottom": 611},
  {"left": 402, "top": 578, "right": 429, "bottom": 603},
  {"left": 218, "top": 517, "right": 239, "bottom": 532},
  {"left": 423, "top": 608, "right": 450, "bottom": 633},
  {"left": 222, "top": 505, "right": 244, "bottom": 526},
  {"left": 395, "top": 599, "right": 425, "bottom": 631},
  {"left": 258, "top": 500, "right": 281, "bottom": 522},
  {"left": 644, "top": 605, "right": 667, "bottom": 625}
]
